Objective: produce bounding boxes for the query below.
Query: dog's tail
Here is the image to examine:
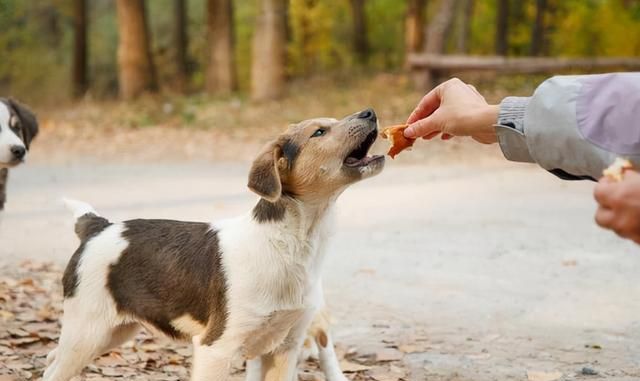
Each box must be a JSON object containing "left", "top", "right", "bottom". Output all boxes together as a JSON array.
[
  {"left": 62, "top": 198, "right": 111, "bottom": 241},
  {"left": 63, "top": 198, "right": 99, "bottom": 219}
]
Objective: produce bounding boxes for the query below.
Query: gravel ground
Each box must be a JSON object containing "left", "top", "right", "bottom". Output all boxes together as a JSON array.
[{"left": 1, "top": 147, "right": 639, "bottom": 380}]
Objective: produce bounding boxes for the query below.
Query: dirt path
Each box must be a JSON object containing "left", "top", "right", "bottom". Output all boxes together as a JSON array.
[{"left": 1, "top": 156, "right": 639, "bottom": 380}]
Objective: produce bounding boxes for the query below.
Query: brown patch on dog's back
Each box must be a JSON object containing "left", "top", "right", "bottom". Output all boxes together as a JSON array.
[
  {"left": 107, "top": 219, "right": 228, "bottom": 344},
  {"left": 63, "top": 213, "right": 113, "bottom": 298}
]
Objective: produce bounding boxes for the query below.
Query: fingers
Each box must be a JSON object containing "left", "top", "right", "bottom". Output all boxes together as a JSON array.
[
  {"left": 594, "top": 180, "right": 615, "bottom": 208},
  {"left": 594, "top": 206, "right": 616, "bottom": 229},
  {"left": 406, "top": 87, "right": 441, "bottom": 125},
  {"left": 405, "top": 110, "right": 444, "bottom": 139}
]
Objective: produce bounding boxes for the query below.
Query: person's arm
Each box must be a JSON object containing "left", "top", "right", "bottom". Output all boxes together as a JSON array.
[
  {"left": 497, "top": 73, "right": 640, "bottom": 180},
  {"left": 406, "top": 73, "right": 640, "bottom": 180}
]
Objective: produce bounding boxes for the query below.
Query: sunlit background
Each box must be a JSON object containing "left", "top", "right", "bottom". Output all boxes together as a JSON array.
[{"left": 1, "top": 1, "right": 640, "bottom": 380}]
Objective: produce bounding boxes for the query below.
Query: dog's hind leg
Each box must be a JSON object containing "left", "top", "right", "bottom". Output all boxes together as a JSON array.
[
  {"left": 100, "top": 322, "right": 140, "bottom": 354},
  {"left": 191, "top": 331, "right": 245, "bottom": 381},
  {"left": 43, "top": 301, "right": 120, "bottom": 381}
]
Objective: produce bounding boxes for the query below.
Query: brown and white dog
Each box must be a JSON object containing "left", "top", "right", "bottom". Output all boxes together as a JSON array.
[
  {"left": 44, "top": 109, "right": 384, "bottom": 381},
  {"left": 0, "top": 98, "right": 38, "bottom": 210}
]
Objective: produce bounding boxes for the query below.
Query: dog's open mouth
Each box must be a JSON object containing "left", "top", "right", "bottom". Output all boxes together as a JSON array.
[{"left": 344, "top": 129, "right": 383, "bottom": 168}]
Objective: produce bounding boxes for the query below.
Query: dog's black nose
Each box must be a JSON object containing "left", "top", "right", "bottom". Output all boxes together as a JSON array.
[
  {"left": 10, "top": 145, "right": 25, "bottom": 160},
  {"left": 357, "top": 108, "right": 377, "bottom": 122}
]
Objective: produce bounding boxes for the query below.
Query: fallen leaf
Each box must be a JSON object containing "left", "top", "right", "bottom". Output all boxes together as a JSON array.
[
  {"left": 95, "top": 352, "right": 128, "bottom": 367},
  {"left": 100, "top": 367, "right": 124, "bottom": 377},
  {"left": 398, "top": 344, "right": 427, "bottom": 354},
  {"left": 369, "top": 367, "right": 403, "bottom": 381},
  {"left": 375, "top": 348, "right": 403, "bottom": 362},
  {"left": 8, "top": 328, "right": 31, "bottom": 338},
  {"left": 340, "top": 360, "right": 372, "bottom": 373},
  {"left": 0, "top": 310, "right": 15, "bottom": 320},
  {"left": 526, "top": 370, "right": 563, "bottom": 381}
]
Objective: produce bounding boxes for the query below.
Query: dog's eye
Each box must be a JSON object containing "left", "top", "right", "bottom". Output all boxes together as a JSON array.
[{"left": 311, "top": 128, "right": 326, "bottom": 138}]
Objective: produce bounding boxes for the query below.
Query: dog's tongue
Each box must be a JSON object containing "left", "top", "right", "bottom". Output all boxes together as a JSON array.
[{"left": 345, "top": 157, "right": 361, "bottom": 165}]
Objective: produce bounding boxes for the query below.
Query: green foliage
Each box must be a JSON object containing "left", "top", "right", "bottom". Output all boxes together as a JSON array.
[
  {"left": 1, "top": 0, "right": 640, "bottom": 103},
  {"left": 288, "top": 0, "right": 345, "bottom": 76},
  {"left": 551, "top": 0, "right": 640, "bottom": 57},
  {"left": 0, "top": 0, "right": 71, "bottom": 103},
  {"left": 366, "top": 0, "right": 406, "bottom": 69}
]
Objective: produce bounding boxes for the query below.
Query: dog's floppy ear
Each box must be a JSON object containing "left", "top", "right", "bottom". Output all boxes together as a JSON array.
[
  {"left": 248, "top": 141, "right": 287, "bottom": 203},
  {"left": 8, "top": 98, "right": 38, "bottom": 149}
]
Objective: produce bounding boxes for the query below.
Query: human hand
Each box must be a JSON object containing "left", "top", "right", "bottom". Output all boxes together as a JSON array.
[
  {"left": 594, "top": 170, "right": 640, "bottom": 244},
  {"left": 405, "top": 78, "right": 500, "bottom": 144}
]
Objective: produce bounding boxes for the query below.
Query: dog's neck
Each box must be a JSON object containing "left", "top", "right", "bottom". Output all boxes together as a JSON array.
[{"left": 253, "top": 196, "right": 334, "bottom": 239}]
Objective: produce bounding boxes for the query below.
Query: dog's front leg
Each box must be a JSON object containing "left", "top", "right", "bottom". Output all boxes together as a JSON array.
[
  {"left": 245, "top": 357, "right": 262, "bottom": 381},
  {"left": 262, "top": 310, "right": 315, "bottom": 381},
  {"left": 261, "top": 349, "right": 300, "bottom": 381},
  {"left": 191, "top": 335, "right": 236, "bottom": 381},
  {"left": 315, "top": 330, "right": 349, "bottom": 381}
]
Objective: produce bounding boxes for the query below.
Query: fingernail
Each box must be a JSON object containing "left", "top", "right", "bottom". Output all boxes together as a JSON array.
[{"left": 404, "top": 127, "right": 416, "bottom": 138}]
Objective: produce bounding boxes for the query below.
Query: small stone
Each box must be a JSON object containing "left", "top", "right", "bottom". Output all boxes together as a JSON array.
[{"left": 581, "top": 367, "right": 598, "bottom": 376}]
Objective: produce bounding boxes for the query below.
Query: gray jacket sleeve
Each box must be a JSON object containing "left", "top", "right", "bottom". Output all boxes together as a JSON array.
[{"left": 495, "top": 73, "right": 640, "bottom": 180}]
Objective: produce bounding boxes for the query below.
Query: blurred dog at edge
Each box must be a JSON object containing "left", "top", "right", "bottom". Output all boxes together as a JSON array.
[
  {"left": 44, "top": 109, "right": 384, "bottom": 381},
  {"left": 0, "top": 98, "right": 38, "bottom": 211}
]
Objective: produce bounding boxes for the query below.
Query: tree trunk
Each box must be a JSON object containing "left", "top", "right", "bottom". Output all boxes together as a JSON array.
[
  {"left": 350, "top": 0, "right": 369, "bottom": 64},
  {"left": 405, "top": 0, "right": 427, "bottom": 57},
  {"left": 115, "top": 0, "right": 157, "bottom": 100},
  {"left": 425, "top": 0, "right": 457, "bottom": 54},
  {"left": 72, "top": 0, "right": 88, "bottom": 98},
  {"left": 495, "top": 0, "right": 509, "bottom": 55},
  {"left": 251, "top": 0, "right": 287, "bottom": 101},
  {"left": 455, "top": 0, "right": 474, "bottom": 53},
  {"left": 206, "top": 0, "right": 236, "bottom": 95},
  {"left": 174, "top": 0, "right": 189, "bottom": 91},
  {"left": 530, "top": 0, "right": 547, "bottom": 56}
]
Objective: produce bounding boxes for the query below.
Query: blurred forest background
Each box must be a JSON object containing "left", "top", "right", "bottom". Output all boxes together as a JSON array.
[{"left": 2, "top": 0, "right": 640, "bottom": 105}]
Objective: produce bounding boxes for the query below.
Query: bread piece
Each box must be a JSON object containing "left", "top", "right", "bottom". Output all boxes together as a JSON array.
[
  {"left": 380, "top": 124, "right": 415, "bottom": 159},
  {"left": 603, "top": 158, "right": 633, "bottom": 182}
]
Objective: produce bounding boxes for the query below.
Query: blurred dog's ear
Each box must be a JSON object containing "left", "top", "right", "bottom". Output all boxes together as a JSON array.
[
  {"left": 8, "top": 98, "right": 38, "bottom": 149},
  {"left": 248, "top": 141, "right": 286, "bottom": 203}
]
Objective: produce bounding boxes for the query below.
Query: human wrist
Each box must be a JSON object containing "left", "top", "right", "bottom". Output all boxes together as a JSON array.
[{"left": 478, "top": 104, "right": 500, "bottom": 136}]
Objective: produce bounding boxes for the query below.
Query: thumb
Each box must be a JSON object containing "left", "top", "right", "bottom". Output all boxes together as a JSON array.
[{"left": 405, "top": 111, "right": 444, "bottom": 139}]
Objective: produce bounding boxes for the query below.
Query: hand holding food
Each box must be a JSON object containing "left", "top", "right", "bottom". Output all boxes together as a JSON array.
[
  {"left": 602, "top": 158, "right": 633, "bottom": 182},
  {"left": 405, "top": 78, "right": 499, "bottom": 144},
  {"left": 594, "top": 159, "right": 640, "bottom": 244},
  {"left": 380, "top": 124, "right": 415, "bottom": 159}
]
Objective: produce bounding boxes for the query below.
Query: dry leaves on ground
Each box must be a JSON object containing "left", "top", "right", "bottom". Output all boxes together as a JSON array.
[{"left": 0, "top": 262, "right": 412, "bottom": 381}]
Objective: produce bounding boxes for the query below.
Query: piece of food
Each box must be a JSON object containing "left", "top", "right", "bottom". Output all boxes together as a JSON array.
[
  {"left": 380, "top": 124, "right": 415, "bottom": 159},
  {"left": 603, "top": 158, "right": 634, "bottom": 181}
]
